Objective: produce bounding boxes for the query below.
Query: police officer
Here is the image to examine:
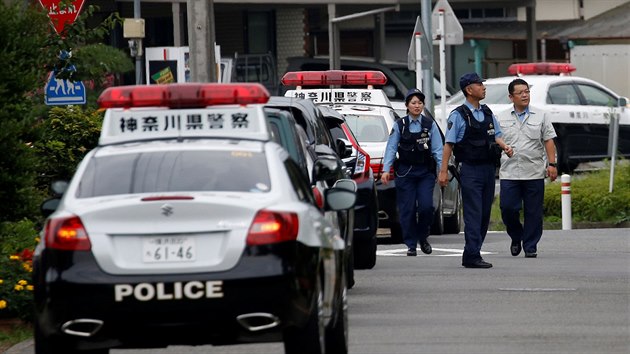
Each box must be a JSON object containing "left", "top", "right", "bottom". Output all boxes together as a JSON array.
[
  {"left": 438, "top": 73, "right": 513, "bottom": 268},
  {"left": 382, "top": 89, "right": 443, "bottom": 256}
]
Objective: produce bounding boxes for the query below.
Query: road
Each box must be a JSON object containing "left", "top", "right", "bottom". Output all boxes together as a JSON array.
[{"left": 8, "top": 228, "right": 630, "bottom": 354}]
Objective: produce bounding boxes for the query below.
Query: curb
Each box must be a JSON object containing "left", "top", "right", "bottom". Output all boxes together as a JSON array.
[{"left": 4, "top": 339, "right": 33, "bottom": 354}]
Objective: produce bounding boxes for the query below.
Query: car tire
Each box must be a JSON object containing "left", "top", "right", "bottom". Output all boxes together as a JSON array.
[
  {"left": 443, "top": 189, "right": 462, "bottom": 234},
  {"left": 325, "top": 267, "right": 349, "bottom": 354},
  {"left": 283, "top": 273, "right": 325, "bottom": 354},
  {"left": 390, "top": 221, "right": 403, "bottom": 244},
  {"left": 430, "top": 196, "right": 444, "bottom": 235},
  {"left": 354, "top": 235, "right": 377, "bottom": 269},
  {"left": 346, "top": 246, "right": 355, "bottom": 289}
]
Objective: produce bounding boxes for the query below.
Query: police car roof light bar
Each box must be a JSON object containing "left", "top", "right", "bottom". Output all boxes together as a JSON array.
[
  {"left": 281, "top": 70, "right": 387, "bottom": 87},
  {"left": 97, "top": 83, "right": 270, "bottom": 109},
  {"left": 508, "top": 62, "right": 576, "bottom": 76}
]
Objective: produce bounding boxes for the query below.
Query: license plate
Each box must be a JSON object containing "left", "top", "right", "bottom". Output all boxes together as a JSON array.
[{"left": 143, "top": 236, "right": 196, "bottom": 263}]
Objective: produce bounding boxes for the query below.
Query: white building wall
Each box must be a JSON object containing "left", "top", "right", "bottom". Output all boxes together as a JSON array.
[
  {"left": 518, "top": 0, "right": 581, "bottom": 21},
  {"left": 517, "top": 0, "right": 627, "bottom": 21},
  {"left": 276, "top": 8, "right": 307, "bottom": 78},
  {"left": 581, "top": 0, "right": 628, "bottom": 20}
]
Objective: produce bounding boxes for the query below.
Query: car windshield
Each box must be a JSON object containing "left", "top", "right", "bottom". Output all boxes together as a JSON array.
[
  {"left": 343, "top": 114, "right": 390, "bottom": 143},
  {"left": 77, "top": 150, "right": 271, "bottom": 197},
  {"left": 447, "top": 83, "right": 514, "bottom": 105}
]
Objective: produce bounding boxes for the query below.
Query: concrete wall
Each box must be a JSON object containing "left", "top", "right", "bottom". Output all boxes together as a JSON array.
[{"left": 571, "top": 44, "right": 630, "bottom": 98}]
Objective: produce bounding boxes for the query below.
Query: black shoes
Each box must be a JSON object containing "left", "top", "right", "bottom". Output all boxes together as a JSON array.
[
  {"left": 463, "top": 259, "right": 493, "bottom": 268},
  {"left": 510, "top": 241, "right": 522, "bottom": 256},
  {"left": 407, "top": 248, "right": 417, "bottom": 256},
  {"left": 420, "top": 241, "right": 432, "bottom": 254},
  {"left": 525, "top": 252, "right": 537, "bottom": 258}
]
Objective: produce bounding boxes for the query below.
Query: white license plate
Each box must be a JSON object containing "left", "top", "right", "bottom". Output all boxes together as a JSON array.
[{"left": 143, "top": 236, "right": 196, "bottom": 263}]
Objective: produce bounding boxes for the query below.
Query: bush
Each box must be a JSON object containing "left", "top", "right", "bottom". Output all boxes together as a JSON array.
[
  {"left": 543, "top": 161, "right": 630, "bottom": 224},
  {"left": 0, "top": 220, "right": 39, "bottom": 322}
]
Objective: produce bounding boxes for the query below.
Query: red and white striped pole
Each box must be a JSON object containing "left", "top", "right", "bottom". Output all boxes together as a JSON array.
[{"left": 561, "top": 174, "right": 572, "bottom": 230}]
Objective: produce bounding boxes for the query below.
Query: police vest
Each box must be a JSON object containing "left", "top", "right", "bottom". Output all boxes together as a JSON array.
[
  {"left": 396, "top": 115, "right": 434, "bottom": 167},
  {"left": 452, "top": 104, "right": 499, "bottom": 164}
]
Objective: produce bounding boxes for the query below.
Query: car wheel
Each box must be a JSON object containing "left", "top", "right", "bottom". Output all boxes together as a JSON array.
[
  {"left": 325, "top": 267, "right": 348, "bottom": 354},
  {"left": 443, "top": 189, "right": 462, "bottom": 234},
  {"left": 284, "top": 273, "right": 325, "bottom": 354},
  {"left": 430, "top": 196, "right": 444, "bottom": 235},
  {"left": 35, "top": 323, "right": 109, "bottom": 354},
  {"left": 390, "top": 221, "right": 403, "bottom": 244},
  {"left": 346, "top": 246, "right": 355, "bottom": 289},
  {"left": 354, "top": 235, "right": 377, "bottom": 269}
]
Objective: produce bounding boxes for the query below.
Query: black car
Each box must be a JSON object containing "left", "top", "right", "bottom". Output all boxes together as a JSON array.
[
  {"left": 265, "top": 99, "right": 357, "bottom": 287},
  {"left": 318, "top": 105, "right": 379, "bottom": 269}
]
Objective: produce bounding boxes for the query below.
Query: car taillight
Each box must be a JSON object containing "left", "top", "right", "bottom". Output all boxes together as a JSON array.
[
  {"left": 312, "top": 186, "right": 324, "bottom": 209},
  {"left": 44, "top": 215, "right": 91, "bottom": 251},
  {"left": 246, "top": 210, "right": 299, "bottom": 246}
]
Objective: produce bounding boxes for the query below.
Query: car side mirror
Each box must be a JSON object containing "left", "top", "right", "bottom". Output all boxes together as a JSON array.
[
  {"left": 619, "top": 96, "right": 628, "bottom": 108},
  {"left": 41, "top": 198, "right": 60, "bottom": 218},
  {"left": 324, "top": 187, "right": 356, "bottom": 211},
  {"left": 336, "top": 138, "right": 353, "bottom": 159}
]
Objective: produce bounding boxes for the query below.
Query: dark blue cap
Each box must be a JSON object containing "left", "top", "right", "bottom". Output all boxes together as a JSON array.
[
  {"left": 459, "top": 72, "right": 486, "bottom": 91},
  {"left": 404, "top": 88, "right": 425, "bottom": 104}
]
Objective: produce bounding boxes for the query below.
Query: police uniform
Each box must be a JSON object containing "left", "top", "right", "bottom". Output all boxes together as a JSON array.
[
  {"left": 497, "top": 105, "right": 557, "bottom": 256},
  {"left": 445, "top": 100, "right": 503, "bottom": 266},
  {"left": 382, "top": 112, "right": 443, "bottom": 254}
]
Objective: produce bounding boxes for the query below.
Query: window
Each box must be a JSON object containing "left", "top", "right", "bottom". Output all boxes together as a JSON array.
[
  {"left": 284, "top": 159, "right": 315, "bottom": 204},
  {"left": 547, "top": 84, "right": 581, "bottom": 105},
  {"left": 343, "top": 115, "right": 390, "bottom": 143},
  {"left": 78, "top": 150, "right": 271, "bottom": 197},
  {"left": 577, "top": 84, "right": 617, "bottom": 107}
]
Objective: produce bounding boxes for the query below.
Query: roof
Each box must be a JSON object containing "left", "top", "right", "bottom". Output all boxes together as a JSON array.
[{"left": 462, "top": 1, "right": 630, "bottom": 41}]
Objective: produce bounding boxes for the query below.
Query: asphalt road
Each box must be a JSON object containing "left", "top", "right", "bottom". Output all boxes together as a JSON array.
[{"left": 8, "top": 228, "right": 630, "bottom": 354}]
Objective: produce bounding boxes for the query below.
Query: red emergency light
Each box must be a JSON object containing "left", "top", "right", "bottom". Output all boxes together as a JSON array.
[
  {"left": 508, "top": 62, "right": 576, "bottom": 76},
  {"left": 281, "top": 70, "right": 387, "bottom": 87},
  {"left": 97, "top": 83, "right": 270, "bottom": 109}
]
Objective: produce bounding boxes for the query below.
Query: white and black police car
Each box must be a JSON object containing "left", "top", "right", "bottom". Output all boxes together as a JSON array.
[{"left": 33, "top": 83, "right": 355, "bottom": 354}]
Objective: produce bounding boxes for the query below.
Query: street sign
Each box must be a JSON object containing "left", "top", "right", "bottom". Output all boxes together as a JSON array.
[
  {"left": 39, "top": 0, "right": 85, "bottom": 35},
  {"left": 45, "top": 71, "right": 86, "bottom": 105},
  {"left": 406, "top": 16, "right": 432, "bottom": 71},
  {"left": 431, "top": 0, "right": 463, "bottom": 45}
]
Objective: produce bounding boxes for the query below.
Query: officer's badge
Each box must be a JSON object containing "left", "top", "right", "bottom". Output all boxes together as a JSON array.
[
  {"left": 447, "top": 121, "right": 453, "bottom": 130},
  {"left": 489, "top": 123, "right": 494, "bottom": 129}
]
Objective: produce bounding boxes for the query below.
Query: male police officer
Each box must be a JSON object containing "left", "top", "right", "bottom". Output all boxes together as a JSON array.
[
  {"left": 438, "top": 73, "right": 513, "bottom": 268},
  {"left": 382, "top": 89, "right": 443, "bottom": 256}
]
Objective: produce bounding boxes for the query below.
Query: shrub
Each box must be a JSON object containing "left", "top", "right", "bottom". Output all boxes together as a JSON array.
[{"left": 0, "top": 220, "right": 39, "bottom": 322}]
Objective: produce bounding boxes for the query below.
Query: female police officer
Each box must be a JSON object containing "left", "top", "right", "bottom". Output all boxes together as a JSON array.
[{"left": 381, "top": 89, "right": 443, "bottom": 256}]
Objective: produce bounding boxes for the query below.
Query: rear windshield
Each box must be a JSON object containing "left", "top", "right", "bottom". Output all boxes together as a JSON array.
[
  {"left": 77, "top": 150, "right": 271, "bottom": 198},
  {"left": 343, "top": 114, "right": 390, "bottom": 143}
]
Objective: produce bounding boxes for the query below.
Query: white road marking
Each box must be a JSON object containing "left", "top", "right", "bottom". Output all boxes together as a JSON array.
[
  {"left": 377, "top": 248, "right": 497, "bottom": 257},
  {"left": 498, "top": 288, "right": 577, "bottom": 292}
]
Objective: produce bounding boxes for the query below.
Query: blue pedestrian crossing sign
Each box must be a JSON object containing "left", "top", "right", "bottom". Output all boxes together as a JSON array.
[{"left": 45, "top": 71, "right": 86, "bottom": 105}]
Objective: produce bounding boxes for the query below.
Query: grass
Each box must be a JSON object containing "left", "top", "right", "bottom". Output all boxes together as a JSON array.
[{"left": 0, "top": 319, "right": 32, "bottom": 352}]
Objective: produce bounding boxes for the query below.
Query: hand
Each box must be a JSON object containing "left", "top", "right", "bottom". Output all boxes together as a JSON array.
[
  {"left": 381, "top": 172, "right": 390, "bottom": 185},
  {"left": 547, "top": 166, "right": 558, "bottom": 182},
  {"left": 438, "top": 170, "right": 448, "bottom": 187},
  {"left": 503, "top": 145, "right": 513, "bottom": 158}
]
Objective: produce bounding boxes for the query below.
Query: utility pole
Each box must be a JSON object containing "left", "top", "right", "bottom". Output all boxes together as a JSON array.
[{"left": 187, "top": 0, "right": 217, "bottom": 82}]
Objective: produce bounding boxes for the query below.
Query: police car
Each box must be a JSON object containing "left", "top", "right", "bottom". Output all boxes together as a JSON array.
[
  {"left": 436, "top": 63, "right": 630, "bottom": 172},
  {"left": 282, "top": 70, "right": 463, "bottom": 239},
  {"left": 33, "top": 83, "right": 355, "bottom": 354}
]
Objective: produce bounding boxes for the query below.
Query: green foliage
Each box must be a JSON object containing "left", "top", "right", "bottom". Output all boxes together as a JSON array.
[
  {"left": 543, "top": 161, "right": 630, "bottom": 224},
  {"left": 0, "top": 220, "right": 39, "bottom": 322},
  {"left": 34, "top": 106, "right": 103, "bottom": 185}
]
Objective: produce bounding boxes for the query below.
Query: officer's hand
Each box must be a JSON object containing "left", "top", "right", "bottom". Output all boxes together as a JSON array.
[
  {"left": 381, "top": 172, "right": 390, "bottom": 185},
  {"left": 438, "top": 170, "right": 448, "bottom": 187}
]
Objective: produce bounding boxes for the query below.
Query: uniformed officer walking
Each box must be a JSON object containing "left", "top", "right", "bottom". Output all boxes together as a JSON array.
[
  {"left": 382, "top": 89, "right": 443, "bottom": 256},
  {"left": 497, "top": 78, "right": 558, "bottom": 258},
  {"left": 438, "top": 73, "right": 513, "bottom": 268}
]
